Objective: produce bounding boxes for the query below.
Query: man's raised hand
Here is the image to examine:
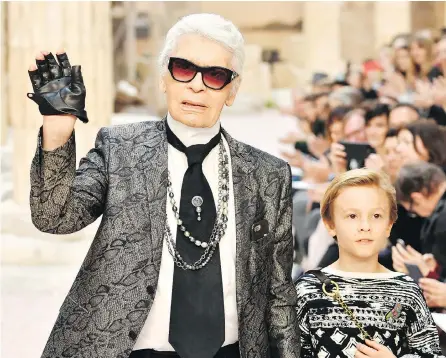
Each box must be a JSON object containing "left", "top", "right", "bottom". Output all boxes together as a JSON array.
[{"left": 27, "top": 51, "right": 88, "bottom": 123}]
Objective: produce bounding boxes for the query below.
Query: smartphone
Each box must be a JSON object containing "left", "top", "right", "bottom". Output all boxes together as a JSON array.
[
  {"left": 339, "top": 141, "right": 375, "bottom": 170},
  {"left": 405, "top": 263, "right": 423, "bottom": 283},
  {"left": 294, "top": 141, "right": 311, "bottom": 156}
]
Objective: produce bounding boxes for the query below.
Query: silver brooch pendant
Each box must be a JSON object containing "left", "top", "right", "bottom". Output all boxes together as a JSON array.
[
  {"left": 191, "top": 196, "right": 203, "bottom": 207},
  {"left": 192, "top": 196, "right": 203, "bottom": 221}
]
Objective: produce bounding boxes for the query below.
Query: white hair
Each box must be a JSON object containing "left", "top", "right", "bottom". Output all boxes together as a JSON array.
[{"left": 158, "top": 13, "right": 245, "bottom": 82}]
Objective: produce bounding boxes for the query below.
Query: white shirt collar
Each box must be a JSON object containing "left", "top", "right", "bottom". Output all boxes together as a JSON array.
[{"left": 167, "top": 112, "right": 221, "bottom": 147}]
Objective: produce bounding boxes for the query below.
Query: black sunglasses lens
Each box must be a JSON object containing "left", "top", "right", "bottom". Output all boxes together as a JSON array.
[
  {"left": 203, "top": 68, "right": 230, "bottom": 89},
  {"left": 171, "top": 59, "right": 197, "bottom": 82},
  {"left": 170, "top": 58, "right": 234, "bottom": 89}
]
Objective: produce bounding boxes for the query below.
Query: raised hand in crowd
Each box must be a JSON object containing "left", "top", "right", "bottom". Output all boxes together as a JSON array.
[
  {"left": 392, "top": 242, "right": 437, "bottom": 277},
  {"left": 307, "top": 135, "right": 330, "bottom": 158},
  {"left": 378, "top": 84, "right": 400, "bottom": 101},
  {"left": 414, "top": 79, "right": 435, "bottom": 108},
  {"left": 419, "top": 278, "right": 446, "bottom": 308},
  {"left": 302, "top": 155, "right": 331, "bottom": 184},
  {"left": 414, "top": 76, "right": 446, "bottom": 108},
  {"left": 379, "top": 72, "right": 408, "bottom": 99},
  {"left": 364, "top": 153, "right": 386, "bottom": 172},
  {"left": 280, "top": 149, "right": 331, "bottom": 183},
  {"left": 387, "top": 72, "right": 408, "bottom": 95},
  {"left": 280, "top": 149, "right": 305, "bottom": 168},
  {"left": 279, "top": 131, "right": 306, "bottom": 144},
  {"left": 328, "top": 142, "right": 347, "bottom": 175},
  {"left": 432, "top": 76, "right": 446, "bottom": 107}
]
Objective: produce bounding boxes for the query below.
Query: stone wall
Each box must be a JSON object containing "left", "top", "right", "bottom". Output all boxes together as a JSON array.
[
  {"left": 6, "top": 2, "right": 113, "bottom": 204},
  {"left": 340, "top": 2, "right": 376, "bottom": 64},
  {"left": 411, "top": 1, "right": 445, "bottom": 33},
  {"left": 1, "top": 2, "right": 7, "bottom": 145},
  {"left": 200, "top": 1, "right": 304, "bottom": 29}
]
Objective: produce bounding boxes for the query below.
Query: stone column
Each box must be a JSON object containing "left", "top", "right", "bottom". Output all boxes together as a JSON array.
[
  {"left": 340, "top": 2, "right": 376, "bottom": 64},
  {"left": 7, "top": 2, "right": 113, "bottom": 205},
  {"left": 303, "top": 2, "right": 345, "bottom": 77},
  {"left": 374, "top": 2, "right": 411, "bottom": 48},
  {"left": 444, "top": 2, "right": 446, "bottom": 27},
  {"left": 1, "top": 2, "right": 8, "bottom": 145},
  {"left": 233, "top": 44, "right": 271, "bottom": 111},
  {"left": 410, "top": 2, "right": 446, "bottom": 34}
]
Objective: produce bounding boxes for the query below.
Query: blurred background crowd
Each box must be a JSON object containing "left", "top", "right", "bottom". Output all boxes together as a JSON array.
[{"left": 279, "top": 27, "right": 446, "bottom": 322}]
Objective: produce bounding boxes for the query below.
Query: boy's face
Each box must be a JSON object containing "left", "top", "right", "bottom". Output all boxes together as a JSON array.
[{"left": 324, "top": 185, "right": 393, "bottom": 260}]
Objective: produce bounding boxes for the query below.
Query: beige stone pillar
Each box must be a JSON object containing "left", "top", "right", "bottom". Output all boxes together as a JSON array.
[
  {"left": 442, "top": 3, "right": 446, "bottom": 27},
  {"left": 140, "top": 2, "right": 170, "bottom": 117},
  {"left": 1, "top": 2, "right": 8, "bottom": 145},
  {"left": 236, "top": 44, "right": 271, "bottom": 106},
  {"left": 340, "top": 2, "right": 376, "bottom": 65},
  {"left": 374, "top": 2, "right": 411, "bottom": 48},
  {"left": 7, "top": 2, "right": 113, "bottom": 205},
  {"left": 303, "top": 2, "right": 345, "bottom": 77}
]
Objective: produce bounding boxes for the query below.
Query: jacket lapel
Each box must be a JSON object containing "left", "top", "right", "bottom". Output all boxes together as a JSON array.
[
  {"left": 222, "top": 128, "right": 259, "bottom": 323},
  {"left": 142, "top": 118, "right": 168, "bottom": 273}
]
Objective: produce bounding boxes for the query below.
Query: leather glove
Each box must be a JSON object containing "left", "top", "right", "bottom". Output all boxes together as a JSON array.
[{"left": 27, "top": 52, "right": 88, "bottom": 123}]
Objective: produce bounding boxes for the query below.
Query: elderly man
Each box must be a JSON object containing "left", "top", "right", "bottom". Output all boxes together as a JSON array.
[{"left": 27, "top": 13, "right": 299, "bottom": 358}]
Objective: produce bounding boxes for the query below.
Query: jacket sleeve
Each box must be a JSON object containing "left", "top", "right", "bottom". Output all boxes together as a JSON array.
[
  {"left": 267, "top": 163, "right": 301, "bottom": 358},
  {"left": 30, "top": 126, "right": 109, "bottom": 234}
]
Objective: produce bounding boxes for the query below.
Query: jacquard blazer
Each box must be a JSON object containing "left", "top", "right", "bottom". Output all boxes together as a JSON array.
[{"left": 30, "top": 118, "right": 300, "bottom": 358}]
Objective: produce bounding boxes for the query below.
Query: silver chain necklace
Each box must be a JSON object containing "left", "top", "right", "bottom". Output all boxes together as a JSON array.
[{"left": 164, "top": 139, "right": 230, "bottom": 270}]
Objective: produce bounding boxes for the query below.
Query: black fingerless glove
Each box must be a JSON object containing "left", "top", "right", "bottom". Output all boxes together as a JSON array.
[{"left": 27, "top": 52, "right": 89, "bottom": 123}]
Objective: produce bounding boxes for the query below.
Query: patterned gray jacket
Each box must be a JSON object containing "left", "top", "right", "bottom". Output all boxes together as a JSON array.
[{"left": 30, "top": 118, "right": 300, "bottom": 358}]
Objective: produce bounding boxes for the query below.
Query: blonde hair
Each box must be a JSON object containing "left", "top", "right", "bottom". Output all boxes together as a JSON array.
[
  {"left": 411, "top": 33, "right": 434, "bottom": 79},
  {"left": 321, "top": 168, "right": 398, "bottom": 225}
]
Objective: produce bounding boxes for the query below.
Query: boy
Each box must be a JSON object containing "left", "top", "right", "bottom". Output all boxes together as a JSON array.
[{"left": 295, "top": 168, "right": 444, "bottom": 358}]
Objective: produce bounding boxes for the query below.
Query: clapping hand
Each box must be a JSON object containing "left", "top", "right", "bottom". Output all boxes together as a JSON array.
[{"left": 419, "top": 278, "right": 446, "bottom": 308}]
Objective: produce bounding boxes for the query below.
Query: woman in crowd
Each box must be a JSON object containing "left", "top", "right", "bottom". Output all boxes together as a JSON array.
[
  {"left": 325, "top": 106, "right": 352, "bottom": 144},
  {"left": 411, "top": 33, "right": 436, "bottom": 82},
  {"left": 397, "top": 118, "right": 446, "bottom": 169},
  {"left": 393, "top": 41, "right": 416, "bottom": 89},
  {"left": 364, "top": 103, "right": 391, "bottom": 156}
]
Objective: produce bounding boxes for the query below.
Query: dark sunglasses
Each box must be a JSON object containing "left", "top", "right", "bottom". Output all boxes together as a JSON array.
[{"left": 168, "top": 57, "right": 239, "bottom": 90}]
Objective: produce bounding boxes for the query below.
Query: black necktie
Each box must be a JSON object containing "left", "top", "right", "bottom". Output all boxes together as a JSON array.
[{"left": 167, "top": 123, "right": 225, "bottom": 358}]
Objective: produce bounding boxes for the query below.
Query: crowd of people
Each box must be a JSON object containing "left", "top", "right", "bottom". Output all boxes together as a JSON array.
[{"left": 280, "top": 29, "right": 446, "bottom": 320}]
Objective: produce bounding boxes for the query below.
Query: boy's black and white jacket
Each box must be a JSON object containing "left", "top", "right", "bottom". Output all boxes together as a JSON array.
[{"left": 295, "top": 267, "right": 444, "bottom": 358}]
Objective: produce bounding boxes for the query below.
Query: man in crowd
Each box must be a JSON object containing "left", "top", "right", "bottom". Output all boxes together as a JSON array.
[{"left": 393, "top": 161, "right": 446, "bottom": 279}]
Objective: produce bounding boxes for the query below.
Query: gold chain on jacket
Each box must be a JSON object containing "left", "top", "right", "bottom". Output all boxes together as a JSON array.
[{"left": 322, "top": 280, "right": 372, "bottom": 341}]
